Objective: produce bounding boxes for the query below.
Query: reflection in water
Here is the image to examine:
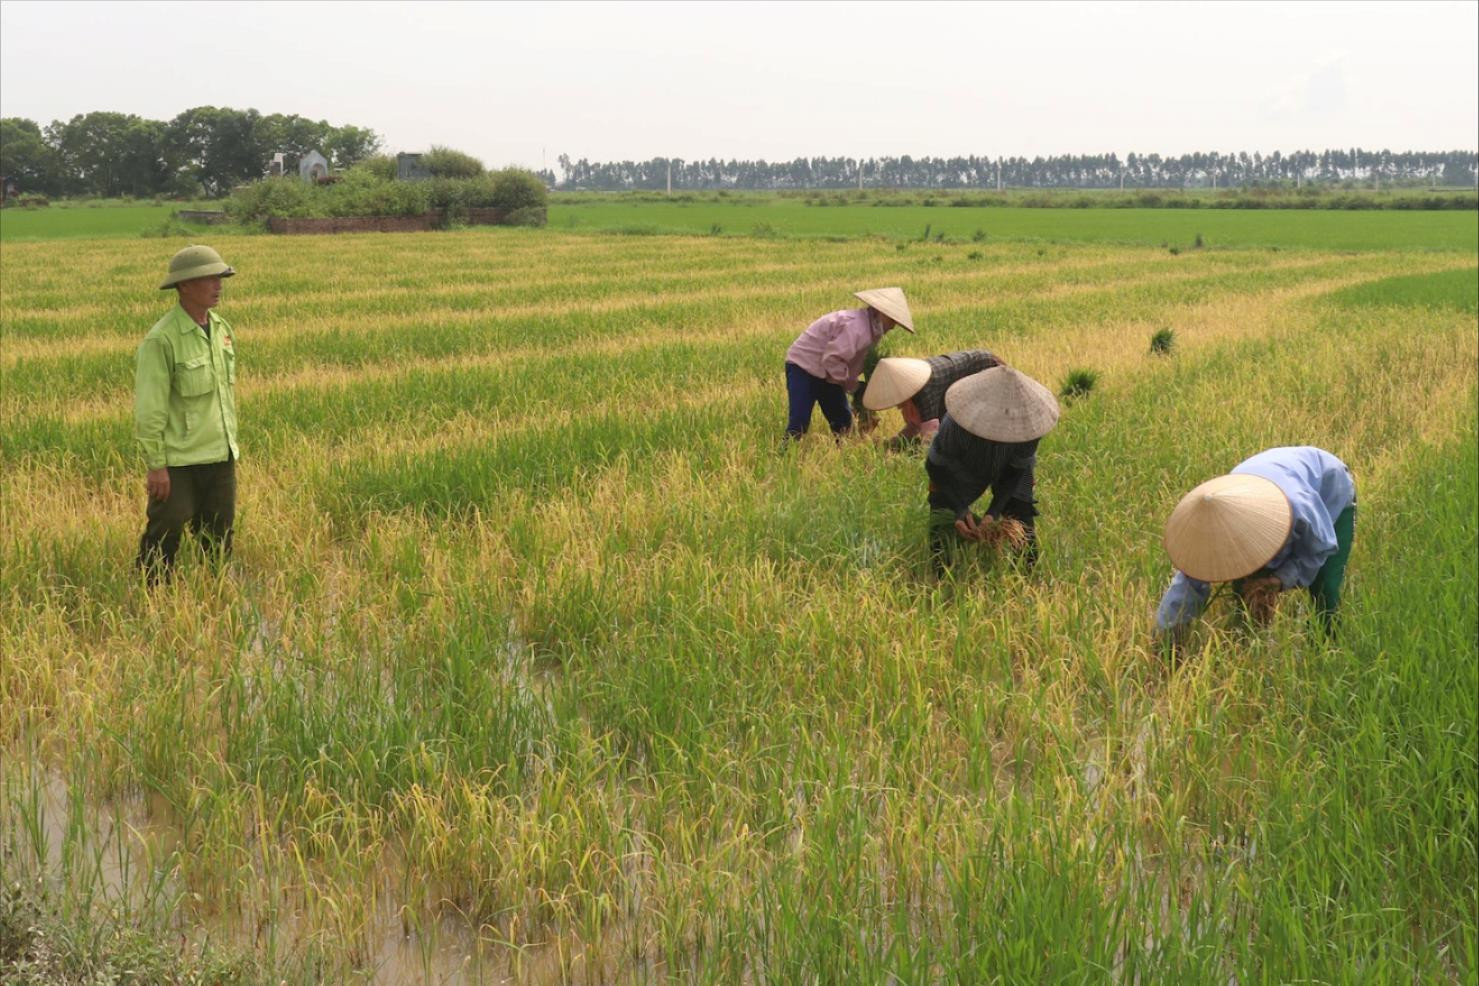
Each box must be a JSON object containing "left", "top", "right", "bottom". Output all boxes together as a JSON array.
[{"left": 1, "top": 764, "right": 515, "bottom": 984}]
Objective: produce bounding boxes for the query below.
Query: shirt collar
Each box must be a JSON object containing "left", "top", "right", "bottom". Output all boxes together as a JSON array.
[{"left": 173, "top": 305, "right": 214, "bottom": 336}]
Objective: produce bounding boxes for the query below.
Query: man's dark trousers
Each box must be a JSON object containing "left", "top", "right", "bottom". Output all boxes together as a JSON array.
[{"left": 137, "top": 458, "right": 236, "bottom": 579}]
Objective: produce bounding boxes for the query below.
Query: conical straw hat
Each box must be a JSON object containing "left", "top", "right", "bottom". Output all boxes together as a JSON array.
[
  {"left": 1163, "top": 474, "right": 1293, "bottom": 582},
  {"left": 943, "top": 366, "right": 1059, "bottom": 442},
  {"left": 853, "top": 287, "right": 915, "bottom": 333},
  {"left": 863, "top": 357, "right": 931, "bottom": 410}
]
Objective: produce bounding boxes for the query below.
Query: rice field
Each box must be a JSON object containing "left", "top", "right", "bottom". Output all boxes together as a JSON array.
[
  {"left": 0, "top": 201, "right": 217, "bottom": 243},
  {"left": 1, "top": 222, "right": 1476, "bottom": 983},
  {"left": 547, "top": 197, "right": 1479, "bottom": 253}
]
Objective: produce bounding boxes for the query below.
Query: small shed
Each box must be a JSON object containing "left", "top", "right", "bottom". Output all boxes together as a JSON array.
[{"left": 299, "top": 150, "right": 329, "bottom": 183}]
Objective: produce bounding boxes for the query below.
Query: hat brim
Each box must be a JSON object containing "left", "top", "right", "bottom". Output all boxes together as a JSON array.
[
  {"left": 1163, "top": 475, "right": 1293, "bottom": 582},
  {"left": 943, "top": 367, "right": 1060, "bottom": 442},
  {"left": 853, "top": 287, "right": 915, "bottom": 333},
  {"left": 160, "top": 263, "right": 236, "bottom": 289},
  {"left": 863, "top": 357, "right": 932, "bottom": 410}
]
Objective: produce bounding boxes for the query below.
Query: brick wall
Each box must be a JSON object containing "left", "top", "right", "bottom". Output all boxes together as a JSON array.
[{"left": 464, "top": 208, "right": 509, "bottom": 225}]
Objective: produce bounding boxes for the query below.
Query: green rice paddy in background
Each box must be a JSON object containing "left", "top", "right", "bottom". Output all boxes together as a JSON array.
[
  {"left": 4, "top": 194, "right": 1477, "bottom": 251},
  {"left": 1, "top": 209, "right": 1475, "bottom": 983},
  {"left": 0, "top": 202, "right": 216, "bottom": 241},
  {"left": 546, "top": 198, "right": 1479, "bottom": 252}
]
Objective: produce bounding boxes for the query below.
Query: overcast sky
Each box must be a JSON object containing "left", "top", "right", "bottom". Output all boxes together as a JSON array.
[{"left": 2, "top": 0, "right": 1475, "bottom": 170}]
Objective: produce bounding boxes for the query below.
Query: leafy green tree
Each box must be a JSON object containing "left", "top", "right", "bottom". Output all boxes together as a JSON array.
[
  {"left": 257, "top": 112, "right": 332, "bottom": 165},
  {"left": 167, "top": 105, "right": 267, "bottom": 197},
  {"left": 44, "top": 111, "right": 169, "bottom": 197},
  {"left": 324, "top": 125, "right": 381, "bottom": 169},
  {"left": 0, "top": 117, "right": 60, "bottom": 195}
]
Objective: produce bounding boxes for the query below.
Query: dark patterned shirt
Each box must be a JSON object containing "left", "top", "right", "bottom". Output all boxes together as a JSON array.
[
  {"left": 913, "top": 350, "right": 1001, "bottom": 421},
  {"left": 924, "top": 415, "right": 1038, "bottom": 520}
]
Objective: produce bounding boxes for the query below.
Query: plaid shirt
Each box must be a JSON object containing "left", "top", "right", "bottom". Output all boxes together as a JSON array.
[
  {"left": 925, "top": 415, "right": 1038, "bottom": 520},
  {"left": 914, "top": 350, "right": 1001, "bottom": 421}
]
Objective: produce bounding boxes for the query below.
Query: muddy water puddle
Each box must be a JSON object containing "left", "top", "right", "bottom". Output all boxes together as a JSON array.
[
  {"left": 0, "top": 763, "right": 585, "bottom": 984},
  {"left": 2, "top": 621, "right": 600, "bottom": 983}
]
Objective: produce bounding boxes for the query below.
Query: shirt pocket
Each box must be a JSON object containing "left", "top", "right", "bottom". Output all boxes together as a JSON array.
[{"left": 175, "top": 355, "right": 215, "bottom": 397}]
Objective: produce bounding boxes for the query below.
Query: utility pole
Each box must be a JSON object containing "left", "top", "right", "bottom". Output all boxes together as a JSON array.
[
  {"left": 996, "top": 159, "right": 1002, "bottom": 192},
  {"left": 666, "top": 159, "right": 672, "bottom": 196},
  {"left": 858, "top": 158, "right": 864, "bottom": 192}
]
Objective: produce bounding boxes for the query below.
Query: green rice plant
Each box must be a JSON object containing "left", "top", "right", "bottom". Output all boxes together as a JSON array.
[
  {"left": 1150, "top": 327, "right": 1175, "bottom": 354},
  {"left": 1, "top": 222, "right": 1473, "bottom": 983},
  {"left": 1059, "top": 367, "right": 1099, "bottom": 400}
]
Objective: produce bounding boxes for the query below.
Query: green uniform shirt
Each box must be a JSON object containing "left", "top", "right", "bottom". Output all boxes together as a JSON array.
[{"left": 134, "top": 305, "right": 239, "bottom": 469}]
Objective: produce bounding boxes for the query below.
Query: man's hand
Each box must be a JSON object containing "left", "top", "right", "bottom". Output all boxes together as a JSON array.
[
  {"left": 855, "top": 409, "right": 879, "bottom": 435},
  {"left": 954, "top": 514, "right": 984, "bottom": 542},
  {"left": 146, "top": 467, "right": 171, "bottom": 502}
]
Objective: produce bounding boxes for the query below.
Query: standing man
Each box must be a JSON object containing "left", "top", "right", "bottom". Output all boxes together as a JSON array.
[
  {"left": 1154, "top": 446, "right": 1356, "bottom": 648},
  {"left": 134, "top": 245, "right": 240, "bottom": 581},
  {"left": 861, "top": 350, "right": 1003, "bottom": 450},
  {"left": 924, "top": 367, "right": 1060, "bottom": 573}
]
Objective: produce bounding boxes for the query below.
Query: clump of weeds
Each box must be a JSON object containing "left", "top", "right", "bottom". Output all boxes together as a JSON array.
[{"left": 1060, "top": 367, "right": 1099, "bottom": 401}]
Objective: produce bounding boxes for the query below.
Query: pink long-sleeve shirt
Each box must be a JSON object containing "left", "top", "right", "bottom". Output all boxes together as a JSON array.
[{"left": 785, "top": 307, "right": 889, "bottom": 392}]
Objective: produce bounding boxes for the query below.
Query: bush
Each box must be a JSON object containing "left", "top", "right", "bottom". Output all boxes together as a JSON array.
[
  {"left": 1150, "top": 328, "right": 1175, "bottom": 355},
  {"left": 422, "top": 145, "right": 485, "bottom": 179},
  {"left": 225, "top": 164, "right": 546, "bottom": 228},
  {"left": 225, "top": 177, "right": 316, "bottom": 224},
  {"left": 487, "top": 168, "right": 548, "bottom": 213},
  {"left": 503, "top": 206, "right": 548, "bottom": 227},
  {"left": 1059, "top": 368, "right": 1098, "bottom": 401},
  {"left": 332, "top": 171, "right": 430, "bottom": 217},
  {"left": 356, "top": 154, "right": 398, "bottom": 181}
]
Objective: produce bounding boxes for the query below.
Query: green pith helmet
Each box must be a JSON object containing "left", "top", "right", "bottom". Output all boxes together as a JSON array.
[{"left": 158, "top": 245, "right": 236, "bottom": 290}]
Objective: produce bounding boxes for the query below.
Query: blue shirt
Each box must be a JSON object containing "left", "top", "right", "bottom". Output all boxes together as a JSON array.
[{"left": 1155, "top": 447, "right": 1355, "bottom": 632}]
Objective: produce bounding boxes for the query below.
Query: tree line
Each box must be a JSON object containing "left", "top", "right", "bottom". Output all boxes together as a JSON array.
[
  {"left": 555, "top": 149, "right": 1479, "bottom": 192},
  {"left": 1, "top": 108, "right": 381, "bottom": 199}
]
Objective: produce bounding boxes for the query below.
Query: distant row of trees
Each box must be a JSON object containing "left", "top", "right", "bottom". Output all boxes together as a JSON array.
[
  {"left": 555, "top": 150, "right": 1479, "bottom": 192},
  {"left": 0, "top": 108, "right": 381, "bottom": 199}
]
